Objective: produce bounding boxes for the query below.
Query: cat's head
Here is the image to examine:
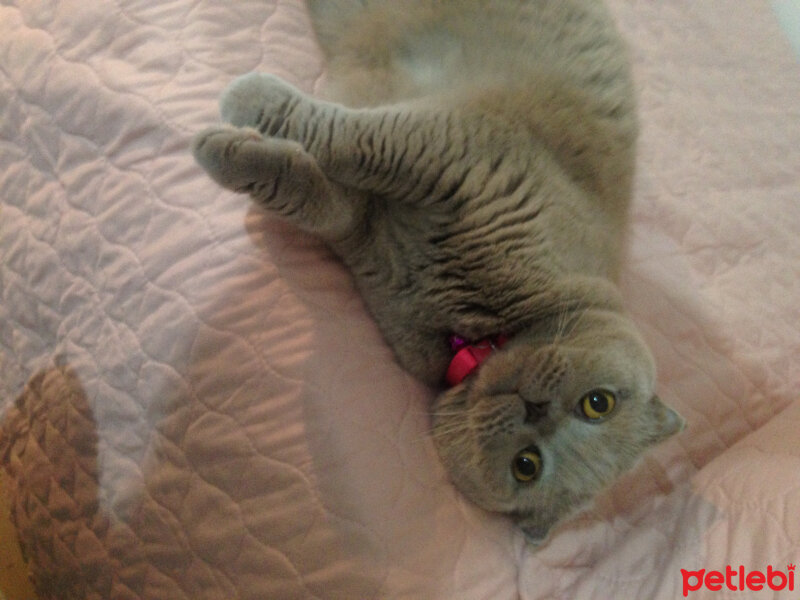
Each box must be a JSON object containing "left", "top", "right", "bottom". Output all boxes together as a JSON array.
[{"left": 431, "top": 308, "right": 683, "bottom": 544}]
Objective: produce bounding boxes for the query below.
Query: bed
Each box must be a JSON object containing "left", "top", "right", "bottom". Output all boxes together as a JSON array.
[{"left": 1, "top": 1, "right": 799, "bottom": 598}]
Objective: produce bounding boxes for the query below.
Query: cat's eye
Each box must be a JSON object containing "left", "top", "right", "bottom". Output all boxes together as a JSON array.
[
  {"left": 512, "top": 447, "right": 542, "bottom": 482},
  {"left": 579, "top": 389, "right": 616, "bottom": 420}
]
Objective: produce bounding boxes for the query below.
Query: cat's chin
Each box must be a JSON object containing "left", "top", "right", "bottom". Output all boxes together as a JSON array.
[
  {"left": 520, "top": 523, "right": 553, "bottom": 546},
  {"left": 515, "top": 495, "right": 594, "bottom": 546}
]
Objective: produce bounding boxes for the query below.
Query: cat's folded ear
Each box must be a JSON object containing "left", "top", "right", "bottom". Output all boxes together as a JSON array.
[{"left": 647, "top": 394, "right": 686, "bottom": 442}]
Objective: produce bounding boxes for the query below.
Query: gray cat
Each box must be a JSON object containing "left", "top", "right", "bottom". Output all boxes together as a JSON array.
[{"left": 192, "top": 0, "right": 685, "bottom": 544}]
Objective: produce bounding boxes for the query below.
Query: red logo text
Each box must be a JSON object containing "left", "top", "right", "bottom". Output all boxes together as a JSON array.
[{"left": 681, "top": 565, "right": 795, "bottom": 597}]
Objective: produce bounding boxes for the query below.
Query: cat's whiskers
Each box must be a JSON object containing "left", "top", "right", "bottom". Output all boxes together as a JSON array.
[
  {"left": 549, "top": 288, "right": 594, "bottom": 349},
  {"left": 550, "top": 304, "right": 572, "bottom": 348},
  {"left": 405, "top": 409, "right": 470, "bottom": 444},
  {"left": 427, "top": 408, "right": 469, "bottom": 418},
  {"left": 430, "top": 418, "right": 473, "bottom": 441}
]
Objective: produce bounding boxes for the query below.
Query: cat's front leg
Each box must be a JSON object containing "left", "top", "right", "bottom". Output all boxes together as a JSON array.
[
  {"left": 216, "top": 73, "right": 490, "bottom": 208},
  {"left": 192, "top": 126, "right": 358, "bottom": 238}
]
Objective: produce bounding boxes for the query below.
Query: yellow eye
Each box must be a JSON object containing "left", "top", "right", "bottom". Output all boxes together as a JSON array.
[
  {"left": 512, "top": 447, "right": 542, "bottom": 482},
  {"left": 580, "top": 389, "right": 616, "bottom": 420}
]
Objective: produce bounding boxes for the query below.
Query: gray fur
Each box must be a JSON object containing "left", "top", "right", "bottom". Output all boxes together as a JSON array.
[{"left": 192, "top": 0, "right": 684, "bottom": 544}]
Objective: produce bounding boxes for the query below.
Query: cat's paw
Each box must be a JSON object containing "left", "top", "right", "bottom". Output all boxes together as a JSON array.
[
  {"left": 220, "top": 72, "right": 303, "bottom": 131},
  {"left": 192, "top": 125, "right": 309, "bottom": 194},
  {"left": 192, "top": 125, "right": 266, "bottom": 190}
]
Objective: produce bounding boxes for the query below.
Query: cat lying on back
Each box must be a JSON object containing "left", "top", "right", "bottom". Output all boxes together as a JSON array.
[{"left": 192, "top": 0, "right": 685, "bottom": 544}]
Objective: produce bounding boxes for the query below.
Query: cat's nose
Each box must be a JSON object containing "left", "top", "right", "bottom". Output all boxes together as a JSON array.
[{"left": 524, "top": 400, "right": 550, "bottom": 423}]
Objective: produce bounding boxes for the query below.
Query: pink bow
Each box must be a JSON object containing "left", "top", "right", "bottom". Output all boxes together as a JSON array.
[{"left": 445, "top": 334, "right": 509, "bottom": 386}]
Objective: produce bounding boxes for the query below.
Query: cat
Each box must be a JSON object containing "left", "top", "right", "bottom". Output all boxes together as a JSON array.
[{"left": 192, "top": 0, "right": 685, "bottom": 544}]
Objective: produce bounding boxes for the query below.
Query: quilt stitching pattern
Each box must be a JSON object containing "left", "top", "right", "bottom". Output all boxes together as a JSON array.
[{"left": 1, "top": 1, "right": 799, "bottom": 598}]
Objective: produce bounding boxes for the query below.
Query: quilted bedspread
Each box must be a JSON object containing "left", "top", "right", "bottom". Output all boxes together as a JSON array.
[{"left": 1, "top": 1, "right": 799, "bottom": 598}]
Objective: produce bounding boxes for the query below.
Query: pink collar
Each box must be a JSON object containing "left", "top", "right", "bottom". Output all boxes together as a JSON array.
[{"left": 445, "top": 334, "right": 509, "bottom": 386}]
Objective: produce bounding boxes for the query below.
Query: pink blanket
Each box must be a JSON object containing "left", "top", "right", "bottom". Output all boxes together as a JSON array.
[{"left": 1, "top": 1, "right": 799, "bottom": 598}]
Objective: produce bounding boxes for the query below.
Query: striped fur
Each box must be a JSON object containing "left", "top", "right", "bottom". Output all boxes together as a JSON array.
[{"left": 193, "top": 0, "right": 683, "bottom": 544}]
